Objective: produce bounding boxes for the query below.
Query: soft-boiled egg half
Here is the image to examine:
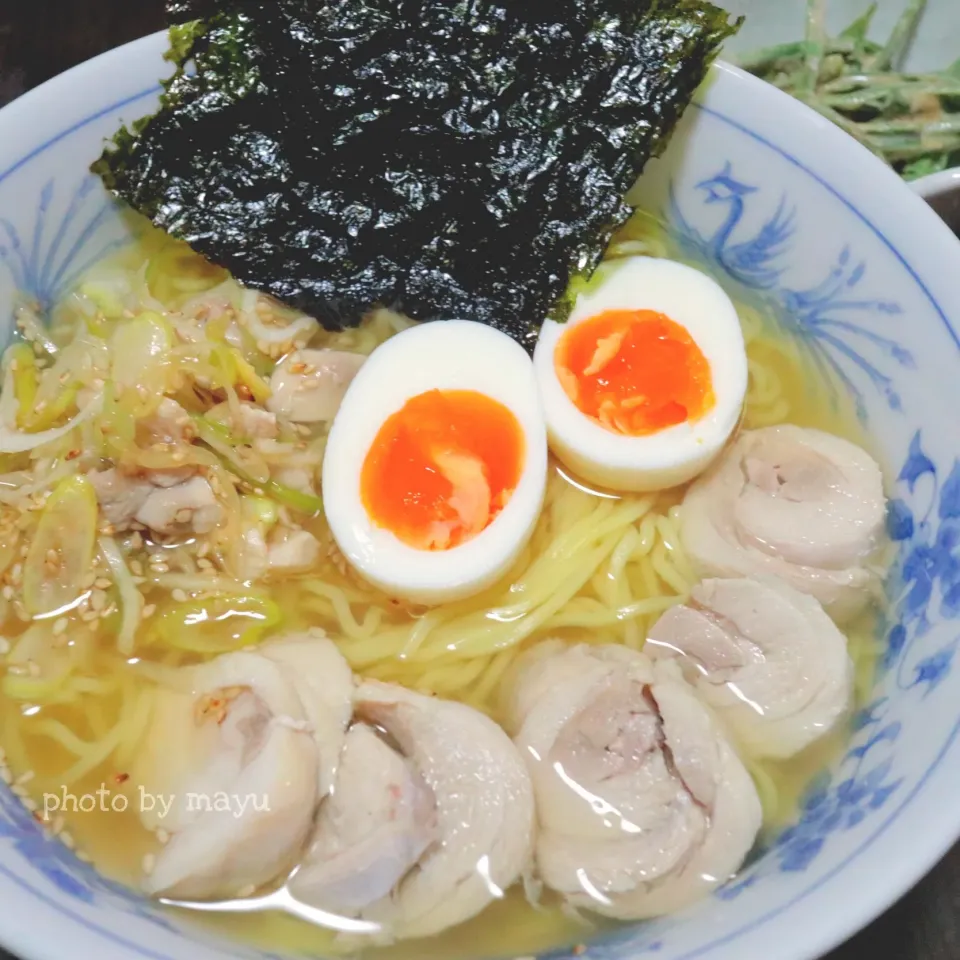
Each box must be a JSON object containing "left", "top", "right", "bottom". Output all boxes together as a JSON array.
[
  {"left": 533, "top": 257, "right": 747, "bottom": 492},
  {"left": 322, "top": 320, "right": 548, "bottom": 604}
]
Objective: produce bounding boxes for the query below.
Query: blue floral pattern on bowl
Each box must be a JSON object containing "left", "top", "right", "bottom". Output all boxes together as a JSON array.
[
  {"left": 670, "top": 162, "right": 914, "bottom": 419},
  {"left": 0, "top": 176, "right": 128, "bottom": 319}
]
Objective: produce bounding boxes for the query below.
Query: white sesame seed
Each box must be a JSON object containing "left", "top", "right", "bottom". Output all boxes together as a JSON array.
[
  {"left": 76, "top": 850, "right": 92, "bottom": 863},
  {"left": 21, "top": 797, "right": 37, "bottom": 813},
  {"left": 0, "top": 637, "right": 9, "bottom": 655},
  {"left": 52, "top": 816, "right": 65, "bottom": 835},
  {"left": 94, "top": 578, "right": 112, "bottom": 590},
  {"left": 141, "top": 604, "right": 157, "bottom": 620},
  {"left": 236, "top": 884, "right": 257, "bottom": 898},
  {"left": 0, "top": 768, "right": 11, "bottom": 785},
  {"left": 15, "top": 770, "right": 34, "bottom": 786},
  {"left": 156, "top": 828, "right": 170, "bottom": 845},
  {"left": 60, "top": 831, "right": 75, "bottom": 850},
  {"left": 142, "top": 853, "right": 156, "bottom": 875},
  {"left": 171, "top": 589, "right": 188, "bottom": 603},
  {"left": 11, "top": 784, "right": 28, "bottom": 798},
  {"left": 1, "top": 586, "right": 13, "bottom": 601},
  {"left": 52, "top": 618, "right": 68, "bottom": 637}
]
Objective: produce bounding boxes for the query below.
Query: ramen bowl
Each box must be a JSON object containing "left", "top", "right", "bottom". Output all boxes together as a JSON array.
[
  {"left": 912, "top": 168, "right": 960, "bottom": 237},
  {"left": 1, "top": 29, "right": 960, "bottom": 960}
]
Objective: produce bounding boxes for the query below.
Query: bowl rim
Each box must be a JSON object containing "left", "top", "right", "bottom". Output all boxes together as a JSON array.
[
  {"left": 910, "top": 167, "right": 960, "bottom": 201},
  {"left": 1, "top": 28, "right": 960, "bottom": 960}
]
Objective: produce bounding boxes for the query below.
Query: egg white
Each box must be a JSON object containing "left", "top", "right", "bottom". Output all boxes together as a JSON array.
[
  {"left": 533, "top": 257, "right": 747, "bottom": 493},
  {"left": 322, "top": 320, "right": 548, "bottom": 605}
]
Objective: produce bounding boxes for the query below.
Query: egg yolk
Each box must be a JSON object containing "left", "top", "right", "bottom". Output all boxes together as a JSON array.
[
  {"left": 554, "top": 309, "right": 715, "bottom": 436},
  {"left": 360, "top": 389, "right": 525, "bottom": 551}
]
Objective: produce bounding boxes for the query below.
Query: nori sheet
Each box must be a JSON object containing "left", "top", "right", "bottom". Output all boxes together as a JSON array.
[{"left": 94, "top": 0, "right": 739, "bottom": 349}]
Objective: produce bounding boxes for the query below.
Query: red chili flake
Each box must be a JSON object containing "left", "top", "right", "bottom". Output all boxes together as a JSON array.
[{"left": 114, "top": 772, "right": 130, "bottom": 784}]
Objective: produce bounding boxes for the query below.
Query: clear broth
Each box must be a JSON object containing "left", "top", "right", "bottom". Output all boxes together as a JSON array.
[{"left": 0, "top": 214, "right": 886, "bottom": 959}]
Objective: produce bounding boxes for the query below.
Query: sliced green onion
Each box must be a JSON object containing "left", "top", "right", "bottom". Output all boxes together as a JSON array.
[
  {"left": 98, "top": 536, "right": 144, "bottom": 656},
  {"left": 193, "top": 415, "right": 271, "bottom": 485},
  {"left": 150, "top": 594, "right": 282, "bottom": 654},
  {"left": 22, "top": 475, "right": 98, "bottom": 617},
  {"left": 110, "top": 312, "right": 173, "bottom": 388}
]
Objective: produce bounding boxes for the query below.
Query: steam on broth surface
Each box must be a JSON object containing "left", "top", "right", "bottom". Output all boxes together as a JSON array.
[{"left": 0, "top": 209, "right": 886, "bottom": 959}]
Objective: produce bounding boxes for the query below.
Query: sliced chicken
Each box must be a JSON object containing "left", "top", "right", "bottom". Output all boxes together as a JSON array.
[
  {"left": 506, "top": 643, "right": 761, "bottom": 920},
  {"left": 145, "top": 466, "right": 197, "bottom": 488},
  {"left": 271, "top": 466, "right": 317, "bottom": 496},
  {"left": 290, "top": 724, "right": 437, "bottom": 917},
  {"left": 135, "top": 475, "right": 224, "bottom": 535},
  {"left": 133, "top": 648, "right": 321, "bottom": 900},
  {"left": 681, "top": 425, "right": 886, "bottom": 621},
  {"left": 647, "top": 578, "right": 853, "bottom": 759},
  {"left": 267, "top": 527, "right": 321, "bottom": 573},
  {"left": 137, "top": 397, "right": 194, "bottom": 446},
  {"left": 292, "top": 681, "right": 535, "bottom": 940},
  {"left": 261, "top": 631, "right": 354, "bottom": 796},
  {"left": 267, "top": 349, "right": 365, "bottom": 423},
  {"left": 209, "top": 401, "right": 279, "bottom": 440},
  {"left": 239, "top": 525, "right": 270, "bottom": 581},
  {"left": 88, "top": 468, "right": 152, "bottom": 528},
  {"left": 89, "top": 467, "right": 223, "bottom": 536}
]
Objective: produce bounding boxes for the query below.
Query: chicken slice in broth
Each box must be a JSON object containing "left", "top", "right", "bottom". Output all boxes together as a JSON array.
[
  {"left": 292, "top": 681, "right": 535, "bottom": 941},
  {"left": 506, "top": 643, "right": 761, "bottom": 920},
  {"left": 680, "top": 425, "right": 886, "bottom": 621},
  {"left": 132, "top": 636, "right": 353, "bottom": 900},
  {"left": 267, "top": 349, "right": 366, "bottom": 423},
  {"left": 290, "top": 723, "right": 437, "bottom": 915},
  {"left": 647, "top": 578, "right": 853, "bottom": 759},
  {"left": 262, "top": 631, "right": 355, "bottom": 795}
]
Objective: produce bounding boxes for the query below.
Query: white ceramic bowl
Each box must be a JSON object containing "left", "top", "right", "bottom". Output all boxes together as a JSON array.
[
  {"left": 2, "top": 31, "right": 960, "bottom": 960},
  {"left": 912, "top": 168, "right": 960, "bottom": 235}
]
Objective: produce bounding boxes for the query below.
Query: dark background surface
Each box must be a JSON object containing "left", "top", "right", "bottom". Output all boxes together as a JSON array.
[{"left": 1, "top": 2, "right": 959, "bottom": 958}]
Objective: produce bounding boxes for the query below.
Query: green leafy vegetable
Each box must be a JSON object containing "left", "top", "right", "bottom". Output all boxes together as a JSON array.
[
  {"left": 93, "top": 0, "right": 740, "bottom": 349},
  {"left": 737, "top": 0, "right": 960, "bottom": 180}
]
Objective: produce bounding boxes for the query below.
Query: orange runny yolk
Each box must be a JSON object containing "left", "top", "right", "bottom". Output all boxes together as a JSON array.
[
  {"left": 554, "top": 309, "right": 715, "bottom": 435},
  {"left": 360, "top": 389, "right": 524, "bottom": 551}
]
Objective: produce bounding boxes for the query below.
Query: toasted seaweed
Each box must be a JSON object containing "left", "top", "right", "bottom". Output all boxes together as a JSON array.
[{"left": 93, "top": 0, "right": 739, "bottom": 348}]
